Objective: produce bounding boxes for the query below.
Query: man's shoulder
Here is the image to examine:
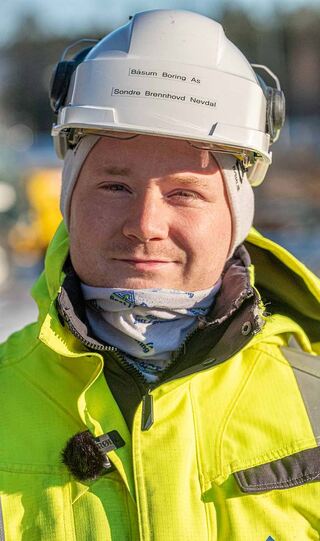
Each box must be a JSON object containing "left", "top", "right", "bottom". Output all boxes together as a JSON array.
[
  {"left": 246, "top": 228, "right": 320, "bottom": 294},
  {"left": 0, "top": 322, "right": 41, "bottom": 368},
  {"left": 203, "top": 340, "right": 320, "bottom": 485}
]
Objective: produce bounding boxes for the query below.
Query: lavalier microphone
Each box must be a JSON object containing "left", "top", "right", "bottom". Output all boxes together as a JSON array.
[{"left": 61, "top": 430, "right": 125, "bottom": 481}]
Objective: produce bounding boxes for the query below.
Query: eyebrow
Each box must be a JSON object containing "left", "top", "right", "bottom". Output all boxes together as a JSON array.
[
  {"left": 100, "top": 168, "right": 210, "bottom": 187},
  {"left": 102, "top": 166, "right": 132, "bottom": 176},
  {"left": 167, "top": 175, "right": 210, "bottom": 187}
]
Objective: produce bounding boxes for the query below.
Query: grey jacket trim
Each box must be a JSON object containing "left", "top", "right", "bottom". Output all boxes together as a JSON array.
[
  {"left": 234, "top": 446, "right": 320, "bottom": 493},
  {"left": 281, "top": 346, "right": 320, "bottom": 442},
  {"left": 0, "top": 497, "right": 5, "bottom": 541}
]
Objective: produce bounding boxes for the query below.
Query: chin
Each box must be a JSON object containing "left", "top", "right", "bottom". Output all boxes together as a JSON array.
[
  {"left": 100, "top": 266, "right": 182, "bottom": 290},
  {"left": 107, "top": 278, "right": 179, "bottom": 290}
]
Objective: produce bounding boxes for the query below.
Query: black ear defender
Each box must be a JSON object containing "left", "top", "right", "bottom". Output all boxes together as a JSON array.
[
  {"left": 252, "top": 64, "right": 286, "bottom": 144},
  {"left": 49, "top": 39, "right": 98, "bottom": 114},
  {"left": 61, "top": 430, "right": 125, "bottom": 481}
]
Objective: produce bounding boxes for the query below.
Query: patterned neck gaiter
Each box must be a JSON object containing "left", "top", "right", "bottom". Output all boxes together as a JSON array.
[{"left": 81, "top": 282, "right": 221, "bottom": 382}]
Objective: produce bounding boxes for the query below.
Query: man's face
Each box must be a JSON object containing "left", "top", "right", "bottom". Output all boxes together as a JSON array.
[{"left": 69, "top": 135, "right": 232, "bottom": 291}]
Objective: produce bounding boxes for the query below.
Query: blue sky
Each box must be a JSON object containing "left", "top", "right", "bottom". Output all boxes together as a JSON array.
[{"left": 2, "top": 0, "right": 319, "bottom": 45}]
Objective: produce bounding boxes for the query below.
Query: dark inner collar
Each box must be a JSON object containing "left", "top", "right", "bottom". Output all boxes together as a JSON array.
[{"left": 56, "top": 245, "right": 262, "bottom": 364}]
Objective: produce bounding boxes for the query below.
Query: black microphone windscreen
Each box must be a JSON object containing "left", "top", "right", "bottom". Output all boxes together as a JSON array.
[{"left": 61, "top": 430, "right": 111, "bottom": 481}]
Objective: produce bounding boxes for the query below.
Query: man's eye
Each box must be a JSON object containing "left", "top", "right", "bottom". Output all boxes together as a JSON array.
[
  {"left": 170, "top": 190, "right": 198, "bottom": 199},
  {"left": 102, "top": 183, "right": 129, "bottom": 192}
]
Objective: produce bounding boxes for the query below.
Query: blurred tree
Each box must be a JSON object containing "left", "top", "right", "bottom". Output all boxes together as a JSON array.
[
  {"left": 284, "top": 8, "right": 320, "bottom": 116},
  {"left": 211, "top": 5, "right": 320, "bottom": 117},
  {"left": 219, "top": 7, "right": 259, "bottom": 61},
  {"left": 1, "top": 7, "right": 320, "bottom": 132},
  {"left": 1, "top": 14, "right": 108, "bottom": 133}
]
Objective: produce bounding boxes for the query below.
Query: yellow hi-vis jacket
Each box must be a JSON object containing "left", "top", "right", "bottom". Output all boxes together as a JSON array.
[{"left": 0, "top": 222, "right": 320, "bottom": 541}]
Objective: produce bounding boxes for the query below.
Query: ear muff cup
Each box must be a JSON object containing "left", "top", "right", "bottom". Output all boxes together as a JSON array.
[
  {"left": 265, "top": 86, "right": 286, "bottom": 142},
  {"left": 50, "top": 61, "right": 77, "bottom": 113},
  {"left": 49, "top": 47, "right": 94, "bottom": 114},
  {"left": 272, "top": 88, "right": 286, "bottom": 132},
  {"left": 254, "top": 72, "right": 286, "bottom": 143}
]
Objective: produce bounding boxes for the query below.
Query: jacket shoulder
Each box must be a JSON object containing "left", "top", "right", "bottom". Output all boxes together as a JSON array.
[
  {"left": 0, "top": 322, "right": 40, "bottom": 368},
  {"left": 233, "top": 344, "right": 320, "bottom": 493},
  {"left": 211, "top": 342, "right": 320, "bottom": 481},
  {"left": 280, "top": 345, "right": 320, "bottom": 443}
]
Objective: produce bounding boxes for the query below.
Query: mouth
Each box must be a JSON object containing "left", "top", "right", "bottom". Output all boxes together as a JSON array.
[
  {"left": 115, "top": 258, "right": 172, "bottom": 262},
  {"left": 112, "top": 258, "right": 176, "bottom": 269}
]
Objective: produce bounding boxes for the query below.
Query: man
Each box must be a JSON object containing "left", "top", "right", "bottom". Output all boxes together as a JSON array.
[{"left": 1, "top": 9, "right": 320, "bottom": 541}]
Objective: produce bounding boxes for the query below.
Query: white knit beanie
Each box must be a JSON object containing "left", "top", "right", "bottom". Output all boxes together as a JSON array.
[
  {"left": 60, "top": 135, "right": 101, "bottom": 225},
  {"left": 61, "top": 136, "right": 254, "bottom": 258},
  {"left": 213, "top": 153, "right": 254, "bottom": 257}
]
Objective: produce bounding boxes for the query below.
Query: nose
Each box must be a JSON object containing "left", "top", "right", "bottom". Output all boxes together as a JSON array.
[{"left": 122, "top": 189, "right": 169, "bottom": 242}]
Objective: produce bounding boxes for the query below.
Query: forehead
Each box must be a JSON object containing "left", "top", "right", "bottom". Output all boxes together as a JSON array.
[{"left": 84, "top": 134, "right": 219, "bottom": 176}]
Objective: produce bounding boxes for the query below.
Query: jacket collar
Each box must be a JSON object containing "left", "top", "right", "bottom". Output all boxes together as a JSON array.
[
  {"left": 33, "top": 221, "right": 320, "bottom": 359},
  {"left": 55, "top": 243, "right": 264, "bottom": 376}
]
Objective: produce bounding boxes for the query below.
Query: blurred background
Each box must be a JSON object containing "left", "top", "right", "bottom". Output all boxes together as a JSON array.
[{"left": 0, "top": 0, "right": 320, "bottom": 340}]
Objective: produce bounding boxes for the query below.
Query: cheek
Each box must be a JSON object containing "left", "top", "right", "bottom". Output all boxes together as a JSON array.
[
  {"left": 214, "top": 207, "right": 232, "bottom": 241},
  {"left": 71, "top": 188, "right": 99, "bottom": 221},
  {"left": 70, "top": 190, "right": 117, "bottom": 238},
  {"left": 179, "top": 206, "right": 232, "bottom": 257},
  {"left": 211, "top": 207, "right": 232, "bottom": 257}
]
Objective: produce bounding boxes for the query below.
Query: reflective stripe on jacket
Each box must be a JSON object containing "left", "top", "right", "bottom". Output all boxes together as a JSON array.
[{"left": 0, "top": 222, "right": 320, "bottom": 541}]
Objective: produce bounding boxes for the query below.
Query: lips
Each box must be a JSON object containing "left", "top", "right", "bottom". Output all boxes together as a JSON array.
[
  {"left": 112, "top": 258, "right": 176, "bottom": 270},
  {"left": 116, "top": 259, "right": 172, "bottom": 263}
]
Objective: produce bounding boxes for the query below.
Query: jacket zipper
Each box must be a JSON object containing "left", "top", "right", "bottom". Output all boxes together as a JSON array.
[
  {"left": 155, "top": 326, "right": 201, "bottom": 381},
  {"left": 60, "top": 307, "right": 107, "bottom": 351},
  {"left": 139, "top": 326, "right": 201, "bottom": 430},
  {"left": 61, "top": 304, "right": 210, "bottom": 431},
  {"left": 101, "top": 347, "right": 155, "bottom": 430},
  {"left": 141, "top": 389, "right": 154, "bottom": 431},
  {"left": 112, "top": 314, "right": 257, "bottom": 431},
  {"left": 109, "top": 348, "right": 151, "bottom": 389}
]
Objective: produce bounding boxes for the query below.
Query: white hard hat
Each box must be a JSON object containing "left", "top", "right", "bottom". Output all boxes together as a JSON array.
[{"left": 50, "top": 9, "right": 285, "bottom": 186}]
